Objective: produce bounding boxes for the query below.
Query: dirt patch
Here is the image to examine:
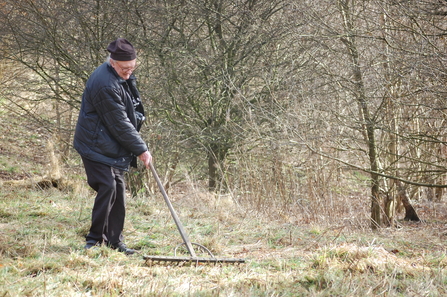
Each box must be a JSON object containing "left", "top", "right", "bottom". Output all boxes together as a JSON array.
[{"left": 0, "top": 170, "right": 29, "bottom": 181}]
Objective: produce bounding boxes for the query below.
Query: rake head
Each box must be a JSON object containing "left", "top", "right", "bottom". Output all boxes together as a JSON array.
[{"left": 143, "top": 255, "right": 246, "bottom": 266}]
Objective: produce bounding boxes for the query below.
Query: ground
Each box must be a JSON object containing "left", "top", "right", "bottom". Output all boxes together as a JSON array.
[{"left": 1, "top": 107, "right": 447, "bottom": 296}]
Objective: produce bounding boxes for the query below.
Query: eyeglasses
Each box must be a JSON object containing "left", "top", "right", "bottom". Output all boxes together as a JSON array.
[{"left": 113, "top": 62, "right": 137, "bottom": 73}]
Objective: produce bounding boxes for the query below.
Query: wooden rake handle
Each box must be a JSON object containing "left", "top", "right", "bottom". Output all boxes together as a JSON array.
[{"left": 148, "top": 161, "right": 197, "bottom": 258}]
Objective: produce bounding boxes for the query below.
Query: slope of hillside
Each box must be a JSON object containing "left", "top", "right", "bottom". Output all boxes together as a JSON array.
[
  {"left": 1, "top": 104, "right": 447, "bottom": 296},
  {"left": 0, "top": 107, "right": 49, "bottom": 180}
]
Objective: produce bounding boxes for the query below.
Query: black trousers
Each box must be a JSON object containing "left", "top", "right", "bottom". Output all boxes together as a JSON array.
[{"left": 82, "top": 157, "right": 126, "bottom": 246}]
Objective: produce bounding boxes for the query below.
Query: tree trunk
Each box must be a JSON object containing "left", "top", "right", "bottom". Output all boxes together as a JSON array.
[
  {"left": 207, "top": 143, "right": 228, "bottom": 192},
  {"left": 383, "top": 192, "right": 397, "bottom": 227},
  {"left": 338, "top": 0, "right": 381, "bottom": 228},
  {"left": 208, "top": 153, "right": 218, "bottom": 191},
  {"left": 380, "top": 4, "right": 398, "bottom": 228},
  {"left": 398, "top": 184, "right": 420, "bottom": 222}
]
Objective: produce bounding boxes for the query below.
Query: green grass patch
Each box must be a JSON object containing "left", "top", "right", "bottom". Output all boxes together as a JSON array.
[{"left": 1, "top": 184, "right": 447, "bottom": 296}]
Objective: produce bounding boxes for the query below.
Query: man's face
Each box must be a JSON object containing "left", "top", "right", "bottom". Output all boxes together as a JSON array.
[{"left": 111, "top": 59, "right": 137, "bottom": 80}]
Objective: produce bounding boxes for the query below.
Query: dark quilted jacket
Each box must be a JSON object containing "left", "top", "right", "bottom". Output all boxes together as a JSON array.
[{"left": 73, "top": 62, "right": 147, "bottom": 171}]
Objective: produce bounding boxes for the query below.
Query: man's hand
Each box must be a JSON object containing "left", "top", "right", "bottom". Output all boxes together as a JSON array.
[{"left": 138, "top": 151, "right": 152, "bottom": 169}]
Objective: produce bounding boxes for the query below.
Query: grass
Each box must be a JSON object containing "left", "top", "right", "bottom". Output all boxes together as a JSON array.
[
  {"left": 1, "top": 108, "right": 447, "bottom": 296},
  {"left": 1, "top": 183, "right": 447, "bottom": 296}
]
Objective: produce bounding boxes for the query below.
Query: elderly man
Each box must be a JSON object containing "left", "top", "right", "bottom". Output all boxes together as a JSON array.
[{"left": 74, "top": 38, "right": 152, "bottom": 255}]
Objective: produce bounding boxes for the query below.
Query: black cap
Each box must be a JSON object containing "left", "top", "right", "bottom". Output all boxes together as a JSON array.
[{"left": 107, "top": 38, "right": 136, "bottom": 61}]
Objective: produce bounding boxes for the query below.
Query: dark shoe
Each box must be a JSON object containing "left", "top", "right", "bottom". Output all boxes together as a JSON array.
[
  {"left": 84, "top": 240, "right": 99, "bottom": 250},
  {"left": 111, "top": 242, "right": 136, "bottom": 255}
]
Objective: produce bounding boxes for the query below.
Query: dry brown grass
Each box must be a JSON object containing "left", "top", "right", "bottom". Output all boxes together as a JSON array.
[
  {"left": 1, "top": 176, "right": 447, "bottom": 296},
  {"left": 1, "top": 105, "right": 447, "bottom": 296}
]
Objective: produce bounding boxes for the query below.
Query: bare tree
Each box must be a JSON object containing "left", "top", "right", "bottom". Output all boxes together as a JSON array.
[
  {"left": 286, "top": 0, "right": 447, "bottom": 227},
  {"left": 0, "top": 0, "right": 141, "bottom": 155},
  {"left": 137, "top": 0, "right": 290, "bottom": 191},
  {"left": 2, "top": 0, "right": 447, "bottom": 228}
]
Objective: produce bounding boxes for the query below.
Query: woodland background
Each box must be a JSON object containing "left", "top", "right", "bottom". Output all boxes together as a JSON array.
[{"left": 2, "top": 0, "right": 447, "bottom": 228}]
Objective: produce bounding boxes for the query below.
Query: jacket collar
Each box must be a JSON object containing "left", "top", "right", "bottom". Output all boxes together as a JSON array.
[{"left": 107, "top": 62, "right": 136, "bottom": 84}]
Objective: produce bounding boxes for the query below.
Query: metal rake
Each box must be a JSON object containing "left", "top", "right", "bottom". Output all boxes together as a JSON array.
[{"left": 143, "top": 162, "right": 245, "bottom": 265}]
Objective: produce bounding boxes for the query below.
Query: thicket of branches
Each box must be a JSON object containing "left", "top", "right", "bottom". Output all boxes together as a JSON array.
[{"left": 1, "top": 0, "right": 446, "bottom": 228}]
